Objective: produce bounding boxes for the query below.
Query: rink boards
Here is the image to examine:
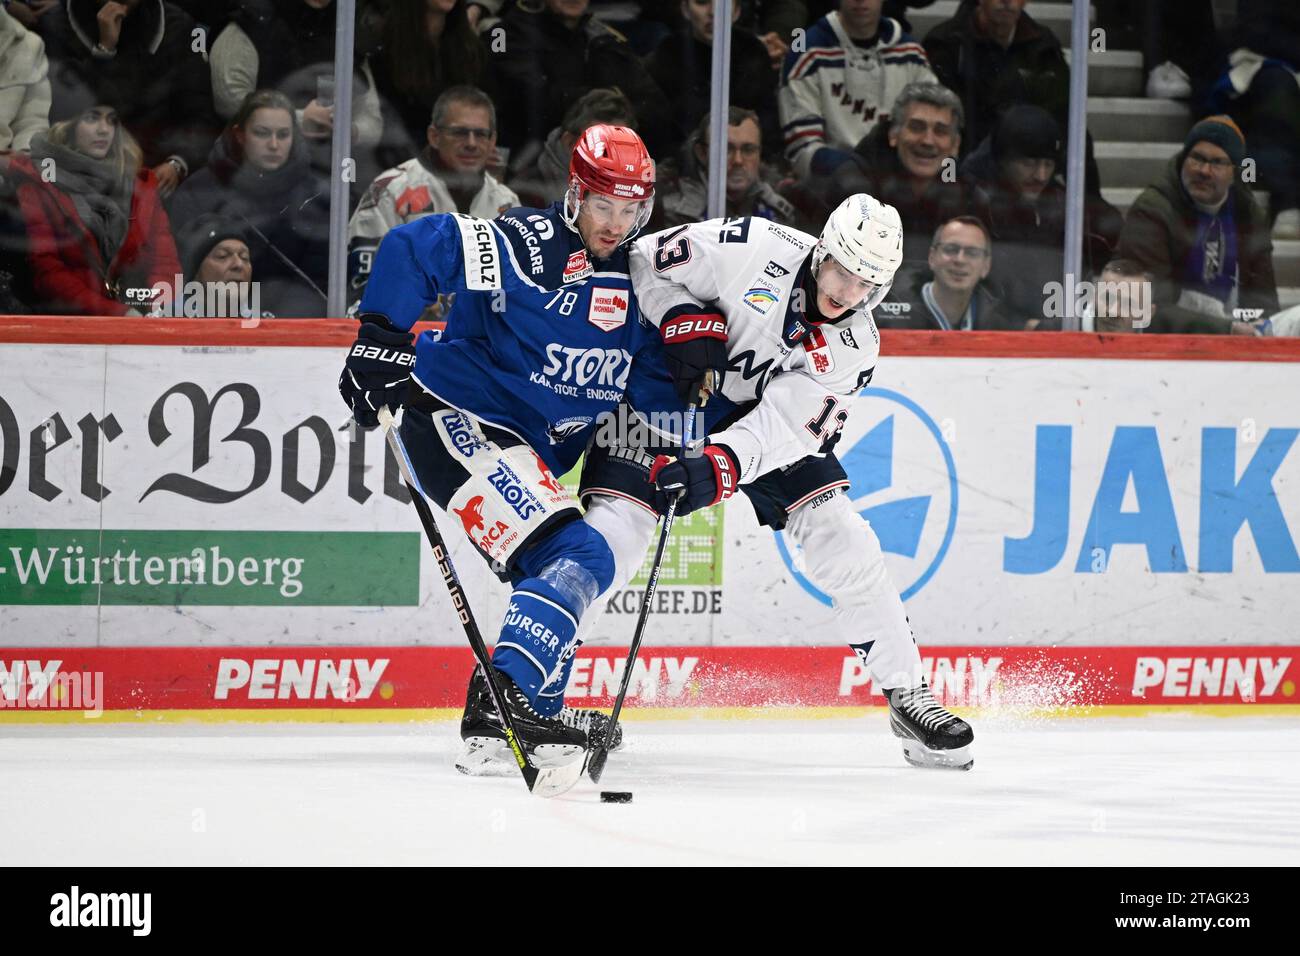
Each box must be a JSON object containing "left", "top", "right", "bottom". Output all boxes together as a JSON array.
[
  {"left": 1, "top": 319, "right": 1299, "bottom": 720},
  {"left": 0, "top": 644, "right": 1296, "bottom": 721}
]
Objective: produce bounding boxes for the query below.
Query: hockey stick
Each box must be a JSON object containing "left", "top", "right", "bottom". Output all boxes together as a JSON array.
[
  {"left": 377, "top": 406, "right": 585, "bottom": 798},
  {"left": 587, "top": 398, "right": 701, "bottom": 784}
]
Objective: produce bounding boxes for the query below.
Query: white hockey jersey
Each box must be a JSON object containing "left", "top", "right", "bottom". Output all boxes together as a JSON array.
[
  {"left": 779, "top": 14, "right": 936, "bottom": 179},
  {"left": 347, "top": 154, "right": 519, "bottom": 299},
  {"left": 629, "top": 216, "right": 881, "bottom": 483}
]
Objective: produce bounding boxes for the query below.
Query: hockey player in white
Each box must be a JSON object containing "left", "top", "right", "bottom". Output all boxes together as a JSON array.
[{"left": 578, "top": 194, "right": 975, "bottom": 770}]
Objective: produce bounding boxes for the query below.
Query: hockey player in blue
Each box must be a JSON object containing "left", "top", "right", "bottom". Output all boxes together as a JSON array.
[{"left": 339, "top": 125, "right": 673, "bottom": 772}]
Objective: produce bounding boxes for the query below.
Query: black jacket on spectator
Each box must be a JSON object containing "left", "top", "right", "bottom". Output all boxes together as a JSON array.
[
  {"left": 490, "top": 5, "right": 671, "bottom": 155},
  {"left": 961, "top": 137, "right": 1121, "bottom": 324},
  {"left": 167, "top": 130, "right": 329, "bottom": 317},
  {"left": 643, "top": 22, "right": 779, "bottom": 160},
  {"left": 41, "top": 0, "right": 218, "bottom": 175},
  {"left": 824, "top": 122, "right": 970, "bottom": 288},
  {"left": 368, "top": 25, "right": 496, "bottom": 177},
  {"left": 1116, "top": 155, "right": 1278, "bottom": 334},
  {"left": 878, "top": 269, "right": 1022, "bottom": 330},
  {"left": 922, "top": 1, "right": 1080, "bottom": 167},
  {"left": 234, "top": 0, "right": 341, "bottom": 93}
]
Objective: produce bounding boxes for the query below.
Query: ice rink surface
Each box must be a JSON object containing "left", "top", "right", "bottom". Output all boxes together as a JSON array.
[{"left": 4, "top": 714, "right": 1298, "bottom": 866}]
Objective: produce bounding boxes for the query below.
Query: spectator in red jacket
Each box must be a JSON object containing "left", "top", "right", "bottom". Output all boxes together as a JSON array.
[{"left": 9, "top": 103, "right": 181, "bottom": 315}]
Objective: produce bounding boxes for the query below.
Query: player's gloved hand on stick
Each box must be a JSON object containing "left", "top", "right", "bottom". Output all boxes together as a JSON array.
[
  {"left": 649, "top": 442, "right": 738, "bottom": 516},
  {"left": 339, "top": 315, "right": 416, "bottom": 429},
  {"left": 660, "top": 308, "right": 727, "bottom": 404}
]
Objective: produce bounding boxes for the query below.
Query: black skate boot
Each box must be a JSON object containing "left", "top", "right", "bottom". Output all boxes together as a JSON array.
[
  {"left": 558, "top": 704, "right": 623, "bottom": 752},
  {"left": 884, "top": 682, "right": 974, "bottom": 770},
  {"left": 456, "top": 666, "right": 588, "bottom": 776}
]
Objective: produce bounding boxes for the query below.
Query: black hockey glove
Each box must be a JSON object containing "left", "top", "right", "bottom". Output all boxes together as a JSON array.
[
  {"left": 649, "top": 443, "right": 739, "bottom": 516},
  {"left": 660, "top": 308, "right": 727, "bottom": 404},
  {"left": 339, "top": 315, "right": 416, "bottom": 429}
]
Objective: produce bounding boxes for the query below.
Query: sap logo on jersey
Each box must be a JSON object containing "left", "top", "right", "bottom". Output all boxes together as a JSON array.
[
  {"left": 589, "top": 287, "right": 629, "bottom": 331},
  {"left": 777, "top": 388, "right": 957, "bottom": 602},
  {"left": 214, "top": 658, "right": 390, "bottom": 700},
  {"left": 488, "top": 461, "right": 543, "bottom": 520}
]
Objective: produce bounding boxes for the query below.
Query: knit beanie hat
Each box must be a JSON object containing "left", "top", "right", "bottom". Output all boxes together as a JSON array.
[
  {"left": 1182, "top": 115, "right": 1246, "bottom": 168},
  {"left": 992, "top": 104, "right": 1061, "bottom": 162},
  {"left": 176, "top": 214, "right": 249, "bottom": 280}
]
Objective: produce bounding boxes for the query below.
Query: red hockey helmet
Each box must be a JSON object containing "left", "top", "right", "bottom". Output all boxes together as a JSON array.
[{"left": 562, "top": 124, "right": 656, "bottom": 243}]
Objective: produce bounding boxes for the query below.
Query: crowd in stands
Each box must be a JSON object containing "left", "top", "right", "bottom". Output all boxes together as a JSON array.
[{"left": 0, "top": 0, "right": 1298, "bottom": 335}]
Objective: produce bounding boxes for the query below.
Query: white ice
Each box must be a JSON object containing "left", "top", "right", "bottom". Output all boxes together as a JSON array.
[{"left": 3, "top": 715, "right": 1298, "bottom": 865}]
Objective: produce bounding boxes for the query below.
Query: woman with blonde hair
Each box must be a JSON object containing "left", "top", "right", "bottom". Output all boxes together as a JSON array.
[{"left": 9, "top": 101, "right": 180, "bottom": 315}]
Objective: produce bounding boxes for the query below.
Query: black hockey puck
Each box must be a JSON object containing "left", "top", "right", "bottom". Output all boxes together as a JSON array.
[{"left": 600, "top": 791, "right": 633, "bottom": 804}]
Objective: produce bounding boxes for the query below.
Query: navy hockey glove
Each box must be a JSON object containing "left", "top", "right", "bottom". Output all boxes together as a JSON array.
[
  {"left": 660, "top": 308, "right": 727, "bottom": 404},
  {"left": 649, "top": 443, "right": 739, "bottom": 516},
  {"left": 339, "top": 316, "right": 416, "bottom": 429}
]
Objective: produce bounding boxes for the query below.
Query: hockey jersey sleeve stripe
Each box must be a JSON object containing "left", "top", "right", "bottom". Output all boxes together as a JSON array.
[
  {"left": 788, "top": 51, "right": 847, "bottom": 81},
  {"left": 784, "top": 127, "right": 825, "bottom": 144},
  {"left": 488, "top": 220, "right": 547, "bottom": 292},
  {"left": 881, "top": 53, "right": 930, "bottom": 67},
  {"left": 781, "top": 117, "right": 824, "bottom": 132}
]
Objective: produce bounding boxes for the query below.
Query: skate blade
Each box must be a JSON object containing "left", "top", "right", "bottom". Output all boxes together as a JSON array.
[
  {"left": 529, "top": 749, "right": 588, "bottom": 798},
  {"left": 455, "top": 738, "right": 586, "bottom": 780},
  {"left": 899, "top": 740, "right": 974, "bottom": 771},
  {"left": 455, "top": 737, "right": 516, "bottom": 776}
]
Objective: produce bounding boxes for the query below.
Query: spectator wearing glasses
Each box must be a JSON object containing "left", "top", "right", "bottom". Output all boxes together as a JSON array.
[
  {"left": 347, "top": 85, "right": 518, "bottom": 305},
  {"left": 879, "top": 215, "right": 1020, "bottom": 329},
  {"left": 1116, "top": 115, "right": 1277, "bottom": 335},
  {"left": 657, "top": 108, "right": 797, "bottom": 228},
  {"left": 367, "top": 0, "right": 494, "bottom": 177}
]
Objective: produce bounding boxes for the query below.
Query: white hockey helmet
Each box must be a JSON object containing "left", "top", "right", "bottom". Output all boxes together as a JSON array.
[{"left": 811, "top": 193, "right": 904, "bottom": 312}]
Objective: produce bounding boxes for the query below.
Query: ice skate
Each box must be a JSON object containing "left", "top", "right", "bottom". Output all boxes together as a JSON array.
[
  {"left": 885, "top": 682, "right": 974, "bottom": 771},
  {"left": 455, "top": 666, "right": 592, "bottom": 776}
]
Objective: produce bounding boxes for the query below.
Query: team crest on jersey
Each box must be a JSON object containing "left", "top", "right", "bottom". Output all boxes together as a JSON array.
[
  {"left": 744, "top": 277, "right": 781, "bottom": 315},
  {"left": 588, "top": 287, "right": 629, "bottom": 331},
  {"left": 563, "top": 250, "right": 593, "bottom": 284},
  {"left": 804, "top": 328, "right": 836, "bottom": 375},
  {"left": 547, "top": 417, "right": 591, "bottom": 444}
]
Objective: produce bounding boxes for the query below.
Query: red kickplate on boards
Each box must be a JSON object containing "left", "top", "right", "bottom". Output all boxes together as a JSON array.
[{"left": 0, "top": 645, "right": 1296, "bottom": 715}]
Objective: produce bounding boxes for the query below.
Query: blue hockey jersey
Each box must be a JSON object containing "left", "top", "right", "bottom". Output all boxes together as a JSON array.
[{"left": 359, "top": 203, "right": 674, "bottom": 475}]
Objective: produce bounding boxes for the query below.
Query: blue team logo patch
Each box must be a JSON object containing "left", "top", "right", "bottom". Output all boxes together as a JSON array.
[
  {"left": 776, "top": 388, "right": 958, "bottom": 602},
  {"left": 488, "top": 462, "right": 543, "bottom": 520}
]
